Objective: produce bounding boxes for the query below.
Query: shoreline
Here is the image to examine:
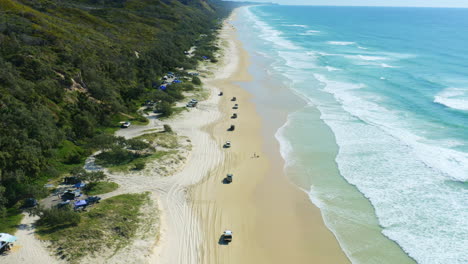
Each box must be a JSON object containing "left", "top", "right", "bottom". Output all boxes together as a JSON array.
[{"left": 192, "top": 10, "right": 350, "bottom": 264}]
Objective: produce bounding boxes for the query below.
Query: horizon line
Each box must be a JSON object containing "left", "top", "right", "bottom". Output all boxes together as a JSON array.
[{"left": 257, "top": 3, "right": 468, "bottom": 9}]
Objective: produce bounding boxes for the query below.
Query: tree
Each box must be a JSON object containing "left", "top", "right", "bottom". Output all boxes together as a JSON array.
[
  {"left": 82, "top": 171, "right": 107, "bottom": 184},
  {"left": 156, "top": 102, "right": 173, "bottom": 117},
  {"left": 70, "top": 168, "right": 107, "bottom": 184}
]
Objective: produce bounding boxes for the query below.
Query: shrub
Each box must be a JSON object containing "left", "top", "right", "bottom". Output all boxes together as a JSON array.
[
  {"left": 191, "top": 76, "right": 201, "bottom": 85},
  {"left": 95, "top": 147, "right": 139, "bottom": 166},
  {"left": 133, "top": 162, "right": 145, "bottom": 171},
  {"left": 35, "top": 206, "right": 81, "bottom": 227},
  {"left": 163, "top": 124, "right": 173, "bottom": 133},
  {"left": 126, "top": 138, "right": 151, "bottom": 150}
]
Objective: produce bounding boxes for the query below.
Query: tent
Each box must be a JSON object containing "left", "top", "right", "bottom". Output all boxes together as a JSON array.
[
  {"left": 173, "top": 80, "right": 182, "bottom": 84},
  {"left": 0, "top": 233, "right": 17, "bottom": 243},
  {"left": 159, "top": 85, "right": 167, "bottom": 90},
  {"left": 74, "top": 182, "right": 86, "bottom": 188},
  {"left": 74, "top": 200, "right": 87, "bottom": 207}
]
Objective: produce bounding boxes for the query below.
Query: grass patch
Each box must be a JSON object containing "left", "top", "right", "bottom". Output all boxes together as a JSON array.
[
  {"left": 36, "top": 193, "right": 150, "bottom": 263},
  {"left": 107, "top": 151, "right": 174, "bottom": 173},
  {"left": 0, "top": 208, "right": 24, "bottom": 234},
  {"left": 84, "top": 182, "right": 119, "bottom": 196},
  {"left": 137, "top": 132, "right": 179, "bottom": 149}
]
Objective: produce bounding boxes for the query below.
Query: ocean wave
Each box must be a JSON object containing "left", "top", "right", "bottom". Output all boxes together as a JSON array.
[
  {"left": 434, "top": 87, "right": 468, "bottom": 111},
  {"left": 327, "top": 41, "right": 356, "bottom": 46},
  {"left": 312, "top": 74, "right": 468, "bottom": 263},
  {"left": 380, "top": 63, "right": 397, "bottom": 68},
  {"left": 244, "top": 7, "right": 300, "bottom": 50},
  {"left": 283, "top": 24, "right": 308, "bottom": 28},
  {"left": 274, "top": 115, "right": 296, "bottom": 168},
  {"left": 298, "top": 30, "right": 321, "bottom": 36},
  {"left": 326, "top": 66, "right": 341, "bottom": 72}
]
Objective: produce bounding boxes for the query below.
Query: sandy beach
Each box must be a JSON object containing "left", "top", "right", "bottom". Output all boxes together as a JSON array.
[{"left": 192, "top": 10, "right": 350, "bottom": 264}]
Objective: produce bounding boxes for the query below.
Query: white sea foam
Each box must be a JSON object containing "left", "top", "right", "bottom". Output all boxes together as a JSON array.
[
  {"left": 327, "top": 41, "right": 356, "bottom": 46},
  {"left": 244, "top": 8, "right": 300, "bottom": 50},
  {"left": 274, "top": 115, "right": 296, "bottom": 168},
  {"left": 298, "top": 30, "right": 321, "bottom": 36},
  {"left": 380, "top": 63, "right": 396, "bottom": 68},
  {"left": 312, "top": 75, "right": 468, "bottom": 263},
  {"left": 434, "top": 87, "right": 468, "bottom": 111},
  {"left": 283, "top": 24, "right": 308, "bottom": 28},
  {"left": 326, "top": 66, "right": 341, "bottom": 72}
]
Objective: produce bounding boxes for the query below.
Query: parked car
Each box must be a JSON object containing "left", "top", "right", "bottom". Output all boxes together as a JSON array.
[
  {"left": 86, "top": 196, "right": 101, "bottom": 205},
  {"left": 121, "top": 122, "right": 131, "bottom": 128},
  {"left": 23, "top": 198, "right": 38, "bottom": 208}
]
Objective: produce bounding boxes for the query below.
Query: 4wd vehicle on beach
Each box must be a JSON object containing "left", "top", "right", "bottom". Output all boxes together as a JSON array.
[
  {"left": 225, "top": 174, "right": 233, "bottom": 183},
  {"left": 228, "top": 125, "right": 235, "bottom": 131},
  {"left": 224, "top": 141, "right": 231, "bottom": 148},
  {"left": 231, "top": 113, "right": 237, "bottom": 119},
  {"left": 222, "top": 230, "right": 233, "bottom": 243},
  {"left": 231, "top": 97, "right": 236, "bottom": 101},
  {"left": 233, "top": 104, "right": 238, "bottom": 109}
]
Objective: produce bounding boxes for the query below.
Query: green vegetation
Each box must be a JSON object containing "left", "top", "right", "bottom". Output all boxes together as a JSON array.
[
  {"left": 0, "top": 0, "right": 245, "bottom": 230},
  {"left": 192, "top": 76, "right": 202, "bottom": 85},
  {"left": 133, "top": 161, "right": 146, "bottom": 171},
  {"left": 163, "top": 124, "right": 173, "bottom": 133},
  {"left": 137, "top": 132, "right": 180, "bottom": 149},
  {"left": 84, "top": 181, "right": 119, "bottom": 196},
  {"left": 33, "top": 206, "right": 81, "bottom": 228},
  {"left": 0, "top": 207, "right": 24, "bottom": 233},
  {"left": 36, "top": 193, "right": 150, "bottom": 262}
]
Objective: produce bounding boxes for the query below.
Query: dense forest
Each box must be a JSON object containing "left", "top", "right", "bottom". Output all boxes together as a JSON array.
[{"left": 0, "top": 0, "right": 246, "bottom": 223}]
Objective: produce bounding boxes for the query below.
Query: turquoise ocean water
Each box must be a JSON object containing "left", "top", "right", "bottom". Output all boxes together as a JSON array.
[{"left": 235, "top": 5, "right": 468, "bottom": 264}]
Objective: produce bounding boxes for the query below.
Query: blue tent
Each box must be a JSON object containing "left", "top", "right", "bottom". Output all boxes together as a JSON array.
[
  {"left": 173, "top": 80, "right": 182, "bottom": 84},
  {"left": 74, "top": 200, "right": 87, "bottom": 207},
  {"left": 74, "top": 183, "right": 86, "bottom": 188},
  {"left": 159, "top": 85, "right": 167, "bottom": 90},
  {"left": 202, "top": 56, "right": 209, "bottom": 60}
]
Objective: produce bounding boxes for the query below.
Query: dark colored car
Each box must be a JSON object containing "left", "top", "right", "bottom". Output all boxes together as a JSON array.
[
  {"left": 86, "top": 196, "right": 101, "bottom": 205},
  {"left": 23, "top": 198, "right": 38, "bottom": 208}
]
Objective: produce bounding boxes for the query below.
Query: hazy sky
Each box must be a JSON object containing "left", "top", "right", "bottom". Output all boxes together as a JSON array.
[{"left": 239, "top": 0, "right": 468, "bottom": 8}]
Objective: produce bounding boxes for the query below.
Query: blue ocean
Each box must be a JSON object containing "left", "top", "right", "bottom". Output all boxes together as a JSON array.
[{"left": 235, "top": 5, "right": 468, "bottom": 264}]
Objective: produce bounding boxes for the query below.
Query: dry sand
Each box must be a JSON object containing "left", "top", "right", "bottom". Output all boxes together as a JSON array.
[{"left": 191, "top": 11, "right": 351, "bottom": 264}]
